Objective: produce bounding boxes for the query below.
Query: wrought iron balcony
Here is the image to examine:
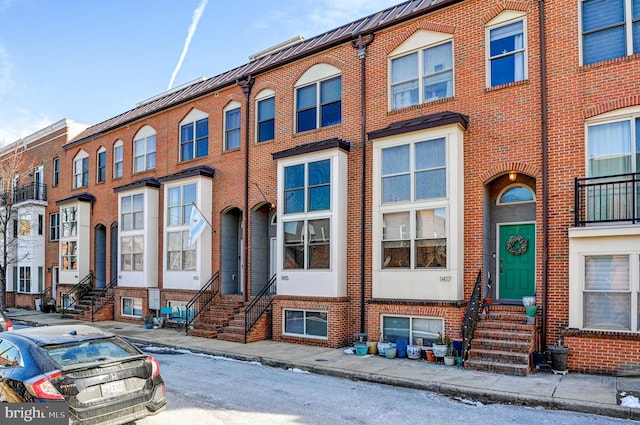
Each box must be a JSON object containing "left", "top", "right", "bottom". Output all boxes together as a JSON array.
[
  {"left": 575, "top": 172, "right": 640, "bottom": 226},
  {"left": 0, "top": 182, "right": 47, "bottom": 205}
]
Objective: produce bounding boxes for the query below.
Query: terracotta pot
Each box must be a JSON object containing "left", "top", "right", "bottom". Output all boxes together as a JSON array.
[{"left": 425, "top": 348, "right": 436, "bottom": 362}]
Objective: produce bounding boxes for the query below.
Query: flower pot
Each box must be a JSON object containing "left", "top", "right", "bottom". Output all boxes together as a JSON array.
[
  {"left": 144, "top": 322, "right": 154, "bottom": 329},
  {"left": 396, "top": 339, "right": 408, "bottom": 358},
  {"left": 367, "top": 341, "right": 378, "bottom": 355},
  {"left": 444, "top": 356, "right": 456, "bottom": 366},
  {"left": 406, "top": 345, "right": 422, "bottom": 360},
  {"left": 354, "top": 343, "right": 368, "bottom": 356},
  {"left": 455, "top": 356, "right": 463, "bottom": 366},
  {"left": 432, "top": 343, "right": 448, "bottom": 357},
  {"left": 377, "top": 342, "right": 390, "bottom": 356},
  {"left": 385, "top": 346, "right": 397, "bottom": 359},
  {"left": 525, "top": 305, "right": 537, "bottom": 317},
  {"left": 425, "top": 348, "right": 436, "bottom": 362}
]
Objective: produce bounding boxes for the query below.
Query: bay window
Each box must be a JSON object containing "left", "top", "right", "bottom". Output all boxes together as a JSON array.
[{"left": 166, "top": 183, "right": 197, "bottom": 271}]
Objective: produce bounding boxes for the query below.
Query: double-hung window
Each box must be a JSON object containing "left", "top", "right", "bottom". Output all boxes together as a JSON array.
[
  {"left": 60, "top": 206, "right": 78, "bottom": 271},
  {"left": 120, "top": 194, "right": 144, "bottom": 272},
  {"left": 97, "top": 148, "right": 106, "bottom": 183},
  {"left": 488, "top": 18, "right": 526, "bottom": 87},
  {"left": 583, "top": 255, "right": 636, "bottom": 331},
  {"left": 283, "top": 159, "right": 331, "bottom": 270},
  {"left": 73, "top": 155, "right": 89, "bottom": 188},
  {"left": 224, "top": 107, "right": 241, "bottom": 150},
  {"left": 180, "top": 117, "right": 209, "bottom": 160},
  {"left": 391, "top": 41, "right": 453, "bottom": 109},
  {"left": 381, "top": 138, "right": 448, "bottom": 269},
  {"left": 18, "top": 266, "right": 31, "bottom": 292},
  {"left": 257, "top": 96, "right": 275, "bottom": 142},
  {"left": 166, "top": 183, "right": 196, "bottom": 271},
  {"left": 49, "top": 212, "right": 59, "bottom": 241},
  {"left": 582, "top": 0, "right": 640, "bottom": 65},
  {"left": 52, "top": 158, "right": 59, "bottom": 186},
  {"left": 113, "top": 141, "right": 123, "bottom": 178},
  {"left": 296, "top": 76, "right": 341, "bottom": 132},
  {"left": 134, "top": 133, "right": 156, "bottom": 173}
]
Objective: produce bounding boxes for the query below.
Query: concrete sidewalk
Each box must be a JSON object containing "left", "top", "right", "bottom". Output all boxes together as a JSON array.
[{"left": 5, "top": 308, "right": 640, "bottom": 421}]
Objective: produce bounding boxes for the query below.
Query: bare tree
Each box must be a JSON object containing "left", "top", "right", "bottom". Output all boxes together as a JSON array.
[{"left": 0, "top": 146, "right": 28, "bottom": 311}]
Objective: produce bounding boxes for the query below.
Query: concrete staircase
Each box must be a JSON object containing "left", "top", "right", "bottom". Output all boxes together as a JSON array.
[
  {"left": 60, "top": 290, "right": 102, "bottom": 321},
  {"left": 188, "top": 300, "right": 245, "bottom": 339},
  {"left": 464, "top": 305, "right": 537, "bottom": 376}
]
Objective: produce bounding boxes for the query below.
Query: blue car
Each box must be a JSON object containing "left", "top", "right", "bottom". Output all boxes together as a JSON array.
[{"left": 0, "top": 324, "right": 166, "bottom": 424}]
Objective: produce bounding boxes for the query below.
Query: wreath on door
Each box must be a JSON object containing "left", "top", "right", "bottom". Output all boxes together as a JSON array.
[{"left": 506, "top": 235, "right": 528, "bottom": 256}]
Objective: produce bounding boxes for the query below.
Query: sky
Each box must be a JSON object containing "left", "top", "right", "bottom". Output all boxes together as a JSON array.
[{"left": 0, "top": 0, "right": 402, "bottom": 144}]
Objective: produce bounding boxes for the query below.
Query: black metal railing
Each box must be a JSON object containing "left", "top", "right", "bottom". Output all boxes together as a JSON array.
[
  {"left": 61, "top": 272, "right": 94, "bottom": 317},
  {"left": 575, "top": 172, "right": 640, "bottom": 226},
  {"left": 91, "top": 277, "right": 118, "bottom": 321},
  {"left": 461, "top": 269, "right": 483, "bottom": 362},
  {"left": 2, "top": 182, "right": 48, "bottom": 204},
  {"left": 243, "top": 274, "right": 277, "bottom": 343},
  {"left": 183, "top": 271, "right": 220, "bottom": 335}
]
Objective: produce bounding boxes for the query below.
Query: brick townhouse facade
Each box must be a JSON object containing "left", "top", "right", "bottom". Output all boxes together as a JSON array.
[{"left": 4, "top": 0, "right": 640, "bottom": 374}]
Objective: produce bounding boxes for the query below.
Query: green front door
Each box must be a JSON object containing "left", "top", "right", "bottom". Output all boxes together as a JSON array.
[{"left": 498, "top": 223, "right": 535, "bottom": 300}]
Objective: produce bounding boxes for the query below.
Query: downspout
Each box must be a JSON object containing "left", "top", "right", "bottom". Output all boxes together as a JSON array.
[
  {"left": 538, "top": 0, "right": 549, "bottom": 350},
  {"left": 351, "top": 33, "right": 374, "bottom": 334},
  {"left": 237, "top": 76, "right": 254, "bottom": 303}
]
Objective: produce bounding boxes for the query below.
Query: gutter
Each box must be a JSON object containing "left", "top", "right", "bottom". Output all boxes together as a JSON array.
[
  {"left": 538, "top": 0, "right": 549, "bottom": 350},
  {"left": 351, "top": 33, "right": 375, "bottom": 334}
]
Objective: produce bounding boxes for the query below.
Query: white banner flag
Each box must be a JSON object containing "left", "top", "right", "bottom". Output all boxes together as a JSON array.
[{"left": 188, "top": 205, "right": 207, "bottom": 247}]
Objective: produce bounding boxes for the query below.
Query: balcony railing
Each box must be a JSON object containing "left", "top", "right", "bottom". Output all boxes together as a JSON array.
[
  {"left": 575, "top": 172, "right": 640, "bottom": 226},
  {"left": 0, "top": 182, "right": 47, "bottom": 204}
]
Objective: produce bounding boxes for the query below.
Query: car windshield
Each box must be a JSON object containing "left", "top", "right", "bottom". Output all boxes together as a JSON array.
[{"left": 44, "top": 337, "right": 140, "bottom": 367}]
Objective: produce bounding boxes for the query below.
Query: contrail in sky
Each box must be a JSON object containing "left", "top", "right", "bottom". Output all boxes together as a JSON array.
[{"left": 168, "top": 0, "right": 208, "bottom": 90}]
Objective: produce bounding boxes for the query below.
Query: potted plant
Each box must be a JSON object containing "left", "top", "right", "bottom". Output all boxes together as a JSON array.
[
  {"left": 549, "top": 339, "right": 569, "bottom": 374},
  {"left": 432, "top": 332, "right": 451, "bottom": 358}
]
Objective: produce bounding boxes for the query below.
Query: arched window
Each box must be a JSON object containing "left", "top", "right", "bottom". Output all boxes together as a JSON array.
[
  {"left": 294, "top": 64, "right": 341, "bottom": 132},
  {"left": 497, "top": 184, "right": 535, "bottom": 205}
]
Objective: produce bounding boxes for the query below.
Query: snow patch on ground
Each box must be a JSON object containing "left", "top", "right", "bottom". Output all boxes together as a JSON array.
[
  {"left": 619, "top": 392, "right": 640, "bottom": 408},
  {"left": 287, "top": 368, "right": 309, "bottom": 373}
]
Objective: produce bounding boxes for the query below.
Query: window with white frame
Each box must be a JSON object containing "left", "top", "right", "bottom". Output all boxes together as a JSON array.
[
  {"left": 165, "top": 300, "right": 194, "bottom": 322},
  {"left": 18, "top": 266, "right": 31, "bottom": 292},
  {"left": 295, "top": 64, "right": 342, "bottom": 133},
  {"left": 133, "top": 127, "right": 156, "bottom": 173},
  {"left": 120, "top": 193, "right": 144, "bottom": 272},
  {"left": 121, "top": 297, "right": 142, "bottom": 317},
  {"left": 256, "top": 91, "right": 275, "bottom": 143},
  {"left": 73, "top": 151, "right": 89, "bottom": 188},
  {"left": 583, "top": 255, "right": 637, "bottom": 331},
  {"left": 381, "top": 315, "right": 444, "bottom": 344},
  {"left": 581, "top": 0, "right": 640, "bottom": 66},
  {"left": 61, "top": 206, "right": 77, "bottom": 238},
  {"left": 49, "top": 213, "right": 59, "bottom": 241},
  {"left": 224, "top": 104, "right": 241, "bottom": 151},
  {"left": 487, "top": 16, "right": 526, "bottom": 87},
  {"left": 380, "top": 137, "right": 448, "bottom": 269},
  {"left": 586, "top": 113, "right": 640, "bottom": 221},
  {"left": 390, "top": 40, "right": 453, "bottom": 110},
  {"left": 61, "top": 241, "right": 77, "bottom": 270},
  {"left": 283, "top": 159, "right": 331, "bottom": 270},
  {"left": 166, "top": 183, "right": 196, "bottom": 271},
  {"left": 180, "top": 112, "right": 209, "bottom": 161},
  {"left": 97, "top": 148, "right": 106, "bottom": 183},
  {"left": 113, "top": 141, "right": 123, "bottom": 178},
  {"left": 284, "top": 309, "right": 328, "bottom": 338}
]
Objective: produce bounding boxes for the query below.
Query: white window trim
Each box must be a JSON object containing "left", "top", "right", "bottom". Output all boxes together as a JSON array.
[
  {"left": 113, "top": 140, "right": 124, "bottom": 179},
  {"left": 388, "top": 30, "right": 455, "bottom": 110},
  {"left": 180, "top": 109, "right": 209, "bottom": 161},
  {"left": 133, "top": 125, "right": 156, "bottom": 173},
  {"left": 255, "top": 89, "right": 275, "bottom": 143},
  {"left": 282, "top": 308, "right": 328, "bottom": 339},
  {"left": 294, "top": 64, "right": 341, "bottom": 133},
  {"left": 485, "top": 11, "right": 528, "bottom": 88},
  {"left": 372, "top": 125, "right": 464, "bottom": 301},
  {"left": 119, "top": 192, "right": 145, "bottom": 273},
  {"left": 496, "top": 183, "right": 536, "bottom": 205},
  {"left": 96, "top": 147, "right": 107, "bottom": 183},
  {"left": 121, "top": 296, "right": 143, "bottom": 318},
  {"left": 73, "top": 151, "right": 89, "bottom": 188},
  {"left": 223, "top": 101, "right": 241, "bottom": 151},
  {"left": 380, "top": 314, "right": 445, "bottom": 342}
]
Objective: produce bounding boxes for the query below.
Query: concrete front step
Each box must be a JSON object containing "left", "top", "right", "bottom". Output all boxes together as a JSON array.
[
  {"left": 464, "top": 358, "right": 529, "bottom": 376},
  {"left": 217, "top": 332, "right": 246, "bottom": 343}
]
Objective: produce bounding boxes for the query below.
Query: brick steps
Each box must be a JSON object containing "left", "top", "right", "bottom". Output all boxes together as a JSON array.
[{"left": 464, "top": 305, "right": 536, "bottom": 376}]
